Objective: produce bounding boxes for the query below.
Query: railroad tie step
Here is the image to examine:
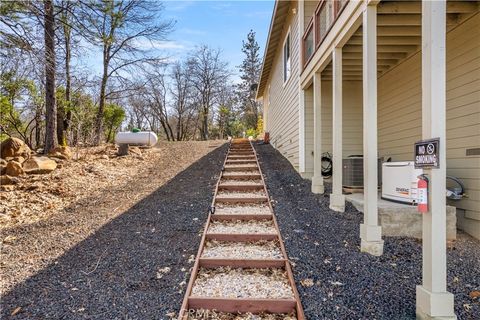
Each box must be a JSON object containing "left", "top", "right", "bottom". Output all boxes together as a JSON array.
[
  {"left": 215, "top": 197, "right": 268, "bottom": 204},
  {"left": 221, "top": 174, "right": 262, "bottom": 180},
  {"left": 187, "top": 297, "right": 297, "bottom": 313},
  {"left": 223, "top": 165, "right": 259, "bottom": 171},
  {"left": 211, "top": 214, "right": 273, "bottom": 221},
  {"left": 218, "top": 184, "right": 264, "bottom": 191}
]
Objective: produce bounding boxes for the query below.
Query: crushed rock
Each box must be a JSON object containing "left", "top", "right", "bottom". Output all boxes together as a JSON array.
[
  {"left": 191, "top": 267, "right": 294, "bottom": 299},
  {"left": 201, "top": 240, "right": 283, "bottom": 259}
]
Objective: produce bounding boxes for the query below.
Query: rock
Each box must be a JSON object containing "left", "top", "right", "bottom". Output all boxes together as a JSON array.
[
  {"left": 48, "top": 146, "right": 72, "bottom": 160},
  {"left": 0, "top": 159, "right": 6, "bottom": 174},
  {"left": 101, "top": 155, "right": 109, "bottom": 160},
  {"left": 0, "top": 185, "right": 15, "bottom": 191},
  {"left": 12, "top": 156, "right": 25, "bottom": 164},
  {"left": 130, "top": 146, "right": 142, "bottom": 155},
  {"left": 0, "top": 137, "right": 31, "bottom": 159},
  {"left": 23, "top": 156, "right": 57, "bottom": 174},
  {"left": 5, "top": 161, "right": 24, "bottom": 176},
  {"left": 1, "top": 175, "right": 19, "bottom": 185}
]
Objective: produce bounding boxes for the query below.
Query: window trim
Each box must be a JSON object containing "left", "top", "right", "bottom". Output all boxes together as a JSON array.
[{"left": 282, "top": 28, "right": 292, "bottom": 85}]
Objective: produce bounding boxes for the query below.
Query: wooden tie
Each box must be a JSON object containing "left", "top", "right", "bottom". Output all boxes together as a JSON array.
[{"left": 178, "top": 138, "right": 305, "bottom": 319}]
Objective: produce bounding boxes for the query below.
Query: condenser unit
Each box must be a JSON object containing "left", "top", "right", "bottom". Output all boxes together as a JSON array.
[{"left": 342, "top": 157, "right": 382, "bottom": 188}]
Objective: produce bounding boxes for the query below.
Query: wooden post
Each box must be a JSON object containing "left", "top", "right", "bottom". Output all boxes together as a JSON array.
[
  {"left": 312, "top": 72, "right": 324, "bottom": 194},
  {"left": 360, "top": 3, "right": 384, "bottom": 256},
  {"left": 329, "top": 47, "right": 345, "bottom": 211},
  {"left": 416, "top": 1, "right": 456, "bottom": 319},
  {"left": 118, "top": 144, "right": 129, "bottom": 156}
]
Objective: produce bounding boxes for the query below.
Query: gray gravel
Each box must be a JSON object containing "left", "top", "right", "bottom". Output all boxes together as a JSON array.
[
  {"left": 254, "top": 143, "right": 480, "bottom": 320},
  {"left": 1, "top": 145, "right": 227, "bottom": 319}
]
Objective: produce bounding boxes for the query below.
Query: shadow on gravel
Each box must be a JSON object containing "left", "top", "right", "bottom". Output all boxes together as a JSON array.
[
  {"left": 1, "top": 144, "right": 228, "bottom": 319},
  {"left": 254, "top": 143, "right": 480, "bottom": 320}
]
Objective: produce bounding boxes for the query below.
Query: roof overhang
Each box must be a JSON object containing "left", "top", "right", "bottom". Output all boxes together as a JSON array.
[{"left": 256, "top": 0, "right": 291, "bottom": 99}]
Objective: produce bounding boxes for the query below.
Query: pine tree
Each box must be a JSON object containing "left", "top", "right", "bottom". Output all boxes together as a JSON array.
[{"left": 237, "top": 30, "right": 262, "bottom": 130}]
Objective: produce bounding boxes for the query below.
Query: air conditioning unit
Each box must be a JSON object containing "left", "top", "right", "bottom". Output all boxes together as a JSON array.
[
  {"left": 381, "top": 161, "right": 423, "bottom": 204},
  {"left": 342, "top": 156, "right": 382, "bottom": 188}
]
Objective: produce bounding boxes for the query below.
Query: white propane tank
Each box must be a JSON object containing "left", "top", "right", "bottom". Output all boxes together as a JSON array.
[{"left": 115, "top": 131, "right": 158, "bottom": 146}]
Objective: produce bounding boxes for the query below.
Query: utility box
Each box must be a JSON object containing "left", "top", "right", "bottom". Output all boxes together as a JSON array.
[{"left": 381, "top": 161, "right": 423, "bottom": 205}]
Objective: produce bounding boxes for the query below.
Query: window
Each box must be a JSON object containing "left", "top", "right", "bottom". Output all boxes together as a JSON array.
[
  {"left": 283, "top": 32, "right": 291, "bottom": 83},
  {"left": 304, "top": 24, "right": 314, "bottom": 63}
]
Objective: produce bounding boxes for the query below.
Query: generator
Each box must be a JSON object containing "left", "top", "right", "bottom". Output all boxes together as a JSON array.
[{"left": 381, "top": 161, "right": 423, "bottom": 204}]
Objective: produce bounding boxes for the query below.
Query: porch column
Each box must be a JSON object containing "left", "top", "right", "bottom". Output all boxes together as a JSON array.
[
  {"left": 360, "top": 3, "right": 384, "bottom": 256},
  {"left": 329, "top": 47, "right": 345, "bottom": 211},
  {"left": 299, "top": 88, "right": 307, "bottom": 175},
  {"left": 312, "top": 72, "right": 324, "bottom": 194},
  {"left": 298, "top": 0, "right": 306, "bottom": 177},
  {"left": 416, "top": 1, "right": 455, "bottom": 319}
]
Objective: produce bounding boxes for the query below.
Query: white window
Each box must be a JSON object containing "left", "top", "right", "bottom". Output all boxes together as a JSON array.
[{"left": 283, "top": 32, "right": 291, "bottom": 83}]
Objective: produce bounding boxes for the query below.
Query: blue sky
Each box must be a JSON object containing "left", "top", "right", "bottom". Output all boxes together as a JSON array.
[
  {"left": 163, "top": 1, "right": 274, "bottom": 73},
  {"left": 81, "top": 1, "right": 275, "bottom": 82}
]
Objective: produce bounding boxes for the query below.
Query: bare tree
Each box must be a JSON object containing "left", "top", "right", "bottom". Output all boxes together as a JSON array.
[
  {"left": 170, "top": 61, "right": 195, "bottom": 140},
  {"left": 43, "top": 0, "right": 57, "bottom": 152},
  {"left": 144, "top": 68, "right": 175, "bottom": 141},
  {"left": 81, "top": 0, "right": 173, "bottom": 145},
  {"left": 188, "top": 45, "right": 229, "bottom": 140},
  {"left": 55, "top": 0, "right": 75, "bottom": 145}
]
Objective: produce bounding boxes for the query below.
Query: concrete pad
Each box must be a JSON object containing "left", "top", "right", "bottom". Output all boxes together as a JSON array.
[{"left": 346, "top": 193, "right": 457, "bottom": 240}]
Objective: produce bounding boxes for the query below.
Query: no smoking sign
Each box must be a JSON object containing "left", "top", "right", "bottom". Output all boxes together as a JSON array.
[{"left": 414, "top": 138, "right": 440, "bottom": 168}]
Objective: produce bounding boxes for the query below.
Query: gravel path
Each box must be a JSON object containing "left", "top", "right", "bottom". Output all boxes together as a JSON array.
[
  {"left": 1, "top": 143, "right": 228, "bottom": 319},
  {"left": 254, "top": 143, "right": 480, "bottom": 320}
]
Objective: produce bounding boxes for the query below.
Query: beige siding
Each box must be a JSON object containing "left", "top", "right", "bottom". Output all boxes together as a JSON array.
[
  {"left": 378, "top": 13, "right": 480, "bottom": 238},
  {"left": 319, "top": 80, "right": 363, "bottom": 156},
  {"left": 305, "top": 85, "right": 314, "bottom": 173},
  {"left": 265, "top": 2, "right": 301, "bottom": 168}
]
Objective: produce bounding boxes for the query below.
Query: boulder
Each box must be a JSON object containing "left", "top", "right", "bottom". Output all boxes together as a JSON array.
[
  {"left": 12, "top": 156, "right": 25, "bottom": 164},
  {"left": 0, "top": 159, "right": 6, "bottom": 175},
  {"left": 0, "top": 137, "right": 31, "bottom": 159},
  {"left": 48, "top": 146, "right": 72, "bottom": 160},
  {"left": 0, "top": 175, "right": 19, "bottom": 185},
  {"left": 5, "top": 161, "right": 24, "bottom": 176},
  {"left": 23, "top": 156, "right": 57, "bottom": 174},
  {"left": 129, "top": 146, "right": 142, "bottom": 155}
]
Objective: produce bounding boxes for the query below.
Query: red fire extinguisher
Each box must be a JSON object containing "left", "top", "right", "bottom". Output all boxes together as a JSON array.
[{"left": 417, "top": 175, "right": 428, "bottom": 213}]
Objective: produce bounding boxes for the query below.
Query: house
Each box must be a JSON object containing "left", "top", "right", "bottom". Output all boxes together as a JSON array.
[{"left": 256, "top": 0, "right": 480, "bottom": 319}]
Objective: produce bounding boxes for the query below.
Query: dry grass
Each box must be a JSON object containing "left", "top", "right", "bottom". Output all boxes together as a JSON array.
[
  {"left": 0, "top": 141, "right": 224, "bottom": 295},
  {"left": 191, "top": 267, "right": 294, "bottom": 299}
]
